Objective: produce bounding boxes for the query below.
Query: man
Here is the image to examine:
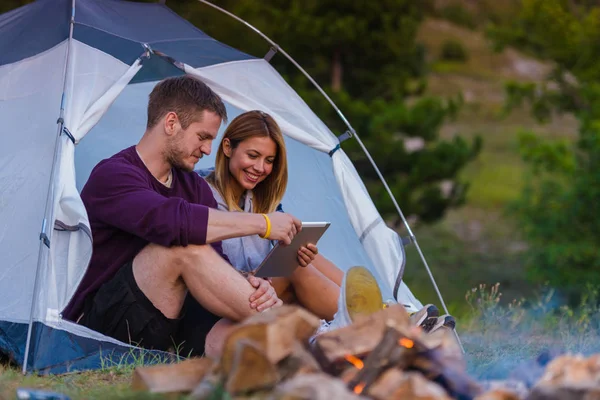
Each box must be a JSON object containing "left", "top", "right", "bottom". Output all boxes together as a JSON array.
[{"left": 62, "top": 76, "right": 303, "bottom": 354}]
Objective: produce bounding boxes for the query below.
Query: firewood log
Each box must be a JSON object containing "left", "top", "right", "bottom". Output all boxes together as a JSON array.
[
  {"left": 312, "top": 304, "right": 410, "bottom": 372},
  {"left": 225, "top": 339, "right": 280, "bottom": 395},
  {"left": 347, "top": 326, "right": 415, "bottom": 392},
  {"left": 268, "top": 373, "right": 365, "bottom": 400},
  {"left": 131, "top": 357, "right": 213, "bottom": 394},
  {"left": 278, "top": 342, "right": 322, "bottom": 381},
  {"left": 221, "top": 305, "right": 320, "bottom": 375},
  {"left": 369, "top": 370, "right": 451, "bottom": 400},
  {"left": 526, "top": 354, "right": 600, "bottom": 400},
  {"left": 476, "top": 389, "right": 523, "bottom": 400}
]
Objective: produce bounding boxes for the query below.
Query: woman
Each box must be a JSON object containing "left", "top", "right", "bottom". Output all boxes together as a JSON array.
[
  {"left": 197, "top": 111, "right": 449, "bottom": 359},
  {"left": 200, "top": 110, "right": 343, "bottom": 321}
]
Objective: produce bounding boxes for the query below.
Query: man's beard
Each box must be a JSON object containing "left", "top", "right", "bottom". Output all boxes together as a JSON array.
[{"left": 164, "top": 134, "right": 198, "bottom": 172}]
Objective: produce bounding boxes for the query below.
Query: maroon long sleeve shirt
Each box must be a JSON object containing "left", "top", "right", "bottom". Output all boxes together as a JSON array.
[{"left": 62, "top": 146, "right": 227, "bottom": 321}]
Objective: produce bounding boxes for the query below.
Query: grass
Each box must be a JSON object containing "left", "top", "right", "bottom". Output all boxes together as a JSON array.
[
  {"left": 462, "top": 283, "right": 600, "bottom": 380},
  {"left": 0, "top": 364, "right": 163, "bottom": 399},
  {"left": 3, "top": 284, "right": 600, "bottom": 399},
  {"left": 0, "top": 348, "right": 187, "bottom": 399}
]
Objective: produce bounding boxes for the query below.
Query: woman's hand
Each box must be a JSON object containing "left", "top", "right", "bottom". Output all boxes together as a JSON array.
[
  {"left": 297, "top": 243, "right": 318, "bottom": 267},
  {"left": 247, "top": 275, "right": 282, "bottom": 312}
]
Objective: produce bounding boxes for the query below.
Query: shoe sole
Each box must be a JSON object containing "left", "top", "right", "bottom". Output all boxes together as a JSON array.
[
  {"left": 443, "top": 315, "right": 456, "bottom": 330},
  {"left": 345, "top": 266, "right": 383, "bottom": 322},
  {"left": 429, "top": 315, "right": 456, "bottom": 333},
  {"left": 421, "top": 316, "right": 438, "bottom": 333},
  {"left": 411, "top": 304, "right": 440, "bottom": 326}
]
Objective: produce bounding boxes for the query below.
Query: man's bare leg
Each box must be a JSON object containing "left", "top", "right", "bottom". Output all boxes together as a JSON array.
[
  {"left": 271, "top": 264, "right": 340, "bottom": 320},
  {"left": 132, "top": 243, "right": 259, "bottom": 321}
]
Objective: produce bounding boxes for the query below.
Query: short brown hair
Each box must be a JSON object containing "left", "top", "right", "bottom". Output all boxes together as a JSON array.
[
  {"left": 207, "top": 111, "right": 287, "bottom": 214},
  {"left": 146, "top": 75, "right": 227, "bottom": 129}
]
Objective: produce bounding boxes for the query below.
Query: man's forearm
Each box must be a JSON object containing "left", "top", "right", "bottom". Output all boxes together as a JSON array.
[{"left": 205, "top": 209, "right": 266, "bottom": 243}]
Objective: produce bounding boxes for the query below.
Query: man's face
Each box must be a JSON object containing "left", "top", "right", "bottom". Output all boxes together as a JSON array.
[{"left": 164, "top": 110, "right": 221, "bottom": 172}]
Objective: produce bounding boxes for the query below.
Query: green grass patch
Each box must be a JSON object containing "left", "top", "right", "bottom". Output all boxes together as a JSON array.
[
  {"left": 462, "top": 153, "right": 524, "bottom": 208},
  {"left": 430, "top": 61, "right": 499, "bottom": 81},
  {"left": 0, "top": 347, "right": 188, "bottom": 399},
  {"left": 0, "top": 366, "right": 167, "bottom": 399}
]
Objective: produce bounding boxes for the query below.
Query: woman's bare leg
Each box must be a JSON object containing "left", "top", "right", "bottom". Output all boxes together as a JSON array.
[
  {"left": 271, "top": 264, "right": 340, "bottom": 320},
  {"left": 312, "top": 254, "right": 344, "bottom": 286},
  {"left": 205, "top": 318, "right": 238, "bottom": 359}
]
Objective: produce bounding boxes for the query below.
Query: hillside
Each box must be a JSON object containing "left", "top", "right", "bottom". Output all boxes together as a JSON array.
[{"left": 402, "top": 18, "right": 578, "bottom": 314}]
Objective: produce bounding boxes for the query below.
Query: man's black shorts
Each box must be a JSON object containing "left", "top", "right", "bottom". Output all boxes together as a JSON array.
[{"left": 78, "top": 261, "right": 220, "bottom": 356}]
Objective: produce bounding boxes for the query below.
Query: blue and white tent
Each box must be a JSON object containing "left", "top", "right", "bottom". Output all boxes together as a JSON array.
[{"left": 0, "top": 0, "right": 429, "bottom": 374}]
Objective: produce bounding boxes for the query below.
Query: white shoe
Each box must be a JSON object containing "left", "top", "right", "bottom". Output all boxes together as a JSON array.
[{"left": 316, "top": 266, "right": 384, "bottom": 336}]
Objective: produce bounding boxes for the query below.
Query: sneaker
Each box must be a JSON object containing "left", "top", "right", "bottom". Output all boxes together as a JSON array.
[
  {"left": 326, "top": 266, "right": 384, "bottom": 332},
  {"left": 429, "top": 314, "right": 456, "bottom": 333},
  {"left": 344, "top": 266, "right": 384, "bottom": 322},
  {"left": 309, "top": 319, "right": 332, "bottom": 345},
  {"left": 409, "top": 304, "right": 439, "bottom": 328}
]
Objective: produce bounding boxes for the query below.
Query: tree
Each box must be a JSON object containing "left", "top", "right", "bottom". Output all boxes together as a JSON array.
[
  {"left": 487, "top": 0, "right": 600, "bottom": 298},
  {"left": 0, "top": 0, "right": 32, "bottom": 13},
  {"left": 170, "top": 0, "right": 430, "bottom": 99}
]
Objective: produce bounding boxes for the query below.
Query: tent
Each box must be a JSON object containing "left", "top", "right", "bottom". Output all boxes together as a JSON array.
[{"left": 0, "top": 0, "right": 446, "bottom": 374}]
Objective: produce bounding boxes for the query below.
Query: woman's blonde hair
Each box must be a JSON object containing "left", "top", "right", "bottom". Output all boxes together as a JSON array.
[{"left": 207, "top": 110, "right": 288, "bottom": 214}]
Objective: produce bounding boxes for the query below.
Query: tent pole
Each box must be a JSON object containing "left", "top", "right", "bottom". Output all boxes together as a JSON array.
[
  {"left": 22, "top": 0, "right": 77, "bottom": 375},
  {"left": 194, "top": 0, "right": 464, "bottom": 353}
]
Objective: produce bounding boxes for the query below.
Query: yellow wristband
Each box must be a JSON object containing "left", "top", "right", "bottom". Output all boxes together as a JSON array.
[{"left": 260, "top": 213, "right": 271, "bottom": 239}]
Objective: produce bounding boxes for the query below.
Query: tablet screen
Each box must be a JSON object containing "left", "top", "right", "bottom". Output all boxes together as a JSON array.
[{"left": 253, "top": 222, "right": 330, "bottom": 278}]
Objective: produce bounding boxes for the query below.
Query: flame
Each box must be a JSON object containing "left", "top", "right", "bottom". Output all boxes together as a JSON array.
[
  {"left": 354, "top": 382, "right": 366, "bottom": 394},
  {"left": 399, "top": 338, "right": 414, "bottom": 349},
  {"left": 344, "top": 354, "right": 364, "bottom": 369}
]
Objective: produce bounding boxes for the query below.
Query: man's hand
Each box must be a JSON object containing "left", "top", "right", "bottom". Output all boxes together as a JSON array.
[
  {"left": 265, "top": 212, "right": 302, "bottom": 245},
  {"left": 297, "top": 243, "right": 318, "bottom": 267},
  {"left": 248, "top": 275, "right": 283, "bottom": 312}
]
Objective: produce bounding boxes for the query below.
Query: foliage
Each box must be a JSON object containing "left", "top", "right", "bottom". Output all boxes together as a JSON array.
[
  {"left": 428, "top": 0, "right": 521, "bottom": 29},
  {"left": 440, "top": 39, "right": 469, "bottom": 63},
  {"left": 485, "top": 0, "right": 600, "bottom": 297},
  {"left": 171, "top": 0, "right": 430, "bottom": 99},
  {"left": 0, "top": 0, "right": 32, "bottom": 13},
  {"left": 437, "top": 4, "right": 477, "bottom": 30}
]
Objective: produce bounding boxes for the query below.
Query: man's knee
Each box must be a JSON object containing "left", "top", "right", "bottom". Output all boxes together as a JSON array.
[{"left": 135, "top": 243, "right": 216, "bottom": 276}]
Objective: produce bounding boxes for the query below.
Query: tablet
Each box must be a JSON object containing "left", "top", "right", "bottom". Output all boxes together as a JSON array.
[{"left": 253, "top": 222, "right": 331, "bottom": 278}]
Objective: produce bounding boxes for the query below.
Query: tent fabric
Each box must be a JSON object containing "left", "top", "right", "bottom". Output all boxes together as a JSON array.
[
  {"left": 0, "top": 0, "right": 254, "bottom": 72},
  {"left": 46, "top": 40, "right": 145, "bottom": 320},
  {"left": 0, "top": 0, "right": 426, "bottom": 373},
  {"left": 0, "top": 0, "right": 69, "bottom": 66},
  {"left": 0, "top": 40, "right": 68, "bottom": 324}
]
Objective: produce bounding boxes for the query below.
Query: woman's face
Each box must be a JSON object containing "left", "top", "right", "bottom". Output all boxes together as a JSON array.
[{"left": 225, "top": 135, "right": 277, "bottom": 191}]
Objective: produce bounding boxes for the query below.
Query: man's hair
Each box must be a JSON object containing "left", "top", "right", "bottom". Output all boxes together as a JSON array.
[{"left": 147, "top": 75, "right": 227, "bottom": 129}]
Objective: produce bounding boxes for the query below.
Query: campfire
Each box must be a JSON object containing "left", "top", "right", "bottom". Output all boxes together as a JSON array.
[{"left": 131, "top": 304, "right": 597, "bottom": 399}]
